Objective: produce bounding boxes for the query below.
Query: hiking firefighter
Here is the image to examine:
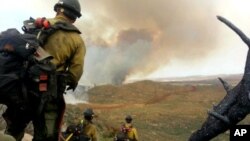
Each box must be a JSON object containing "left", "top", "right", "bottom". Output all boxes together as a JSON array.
[
  {"left": 79, "top": 108, "right": 97, "bottom": 141},
  {"left": 2, "top": 0, "right": 86, "bottom": 140},
  {"left": 114, "top": 115, "right": 139, "bottom": 141},
  {"left": 62, "top": 108, "right": 97, "bottom": 141}
]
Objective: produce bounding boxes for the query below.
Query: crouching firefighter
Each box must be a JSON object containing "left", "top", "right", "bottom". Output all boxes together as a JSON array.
[{"left": 1, "top": 0, "right": 86, "bottom": 141}]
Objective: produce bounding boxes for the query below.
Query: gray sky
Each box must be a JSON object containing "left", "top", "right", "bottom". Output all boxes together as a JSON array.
[{"left": 1, "top": 0, "right": 250, "bottom": 84}]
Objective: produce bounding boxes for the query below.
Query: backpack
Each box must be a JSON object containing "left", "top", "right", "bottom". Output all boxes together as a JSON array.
[
  {"left": 0, "top": 28, "right": 42, "bottom": 105},
  {"left": 114, "top": 124, "right": 133, "bottom": 141},
  {"left": 22, "top": 17, "right": 81, "bottom": 46},
  {"left": 0, "top": 16, "right": 81, "bottom": 104},
  {"left": 21, "top": 17, "right": 81, "bottom": 112},
  {"left": 0, "top": 17, "right": 84, "bottom": 120},
  {"left": 63, "top": 123, "right": 91, "bottom": 141}
]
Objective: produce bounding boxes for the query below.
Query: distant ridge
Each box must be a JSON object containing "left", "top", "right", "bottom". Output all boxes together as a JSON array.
[
  {"left": 153, "top": 73, "right": 243, "bottom": 82},
  {"left": 125, "top": 74, "right": 243, "bottom": 84}
]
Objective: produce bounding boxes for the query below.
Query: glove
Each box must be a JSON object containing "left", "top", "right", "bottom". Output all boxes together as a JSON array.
[
  {"left": 65, "top": 72, "right": 78, "bottom": 91},
  {"left": 57, "top": 73, "right": 68, "bottom": 95},
  {"left": 66, "top": 82, "right": 78, "bottom": 91}
]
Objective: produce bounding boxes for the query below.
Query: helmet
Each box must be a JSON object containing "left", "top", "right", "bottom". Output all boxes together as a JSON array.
[
  {"left": 125, "top": 115, "right": 133, "bottom": 123},
  {"left": 54, "top": 0, "right": 82, "bottom": 20},
  {"left": 83, "top": 108, "right": 94, "bottom": 117}
]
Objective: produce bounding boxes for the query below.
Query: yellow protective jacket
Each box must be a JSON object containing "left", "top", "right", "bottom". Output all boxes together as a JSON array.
[
  {"left": 43, "top": 15, "right": 85, "bottom": 82},
  {"left": 0, "top": 133, "right": 16, "bottom": 141},
  {"left": 125, "top": 123, "right": 139, "bottom": 141},
  {"left": 81, "top": 120, "right": 98, "bottom": 141}
]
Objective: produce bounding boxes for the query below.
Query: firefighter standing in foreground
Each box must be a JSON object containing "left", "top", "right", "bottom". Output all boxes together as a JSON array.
[{"left": 3, "top": 0, "right": 85, "bottom": 140}]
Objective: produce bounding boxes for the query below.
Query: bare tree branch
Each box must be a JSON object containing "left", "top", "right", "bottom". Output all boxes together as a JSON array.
[
  {"left": 218, "top": 77, "right": 231, "bottom": 93},
  {"left": 217, "top": 16, "right": 250, "bottom": 47},
  {"left": 189, "top": 16, "right": 250, "bottom": 141}
]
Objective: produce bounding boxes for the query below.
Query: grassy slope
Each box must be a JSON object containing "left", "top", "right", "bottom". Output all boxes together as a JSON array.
[{"left": 64, "top": 80, "right": 250, "bottom": 141}]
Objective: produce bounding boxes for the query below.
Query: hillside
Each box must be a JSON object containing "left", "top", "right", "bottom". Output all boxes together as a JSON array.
[
  {"left": 64, "top": 76, "right": 250, "bottom": 141},
  {"left": 0, "top": 75, "right": 249, "bottom": 141}
]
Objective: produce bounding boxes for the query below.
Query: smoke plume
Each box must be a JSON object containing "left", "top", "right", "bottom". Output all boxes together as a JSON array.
[{"left": 76, "top": 0, "right": 219, "bottom": 85}]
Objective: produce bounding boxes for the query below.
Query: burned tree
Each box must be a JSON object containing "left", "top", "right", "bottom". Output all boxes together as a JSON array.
[{"left": 189, "top": 16, "right": 250, "bottom": 141}]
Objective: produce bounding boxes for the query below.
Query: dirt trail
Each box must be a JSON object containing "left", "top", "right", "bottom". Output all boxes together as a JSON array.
[{"left": 79, "top": 103, "right": 145, "bottom": 110}]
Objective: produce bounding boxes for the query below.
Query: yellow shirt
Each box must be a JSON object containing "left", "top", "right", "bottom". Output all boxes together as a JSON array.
[
  {"left": 0, "top": 132, "right": 16, "bottom": 141},
  {"left": 81, "top": 120, "right": 97, "bottom": 141},
  {"left": 44, "top": 15, "right": 86, "bottom": 82},
  {"left": 125, "top": 123, "right": 139, "bottom": 141}
]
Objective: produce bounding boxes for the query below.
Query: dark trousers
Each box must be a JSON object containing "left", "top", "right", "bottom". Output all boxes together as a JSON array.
[{"left": 4, "top": 97, "right": 65, "bottom": 141}]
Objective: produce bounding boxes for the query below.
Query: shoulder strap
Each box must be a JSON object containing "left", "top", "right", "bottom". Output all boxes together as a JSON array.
[
  {"left": 52, "top": 21, "right": 81, "bottom": 34},
  {"left": 37, "top": 21, "right": 81, "bottom": 46},
  {"left": 77, "top": 120, "right": 88, "bottom": 134},
  {"left": 22, "top": 17, "right": 81, "bottom": 46}
]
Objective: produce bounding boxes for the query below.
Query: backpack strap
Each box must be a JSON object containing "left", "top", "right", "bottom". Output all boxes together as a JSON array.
[
  {"left": 22, "top": 17, "right": 81, "bottom": 46},
  {"left": 52, "top": 21, "right": 81, "bottom": 34},
  {"left": 37, "top": 21, "right": 81, "bottom": 46},
  {"left": 76, "top": 120, "right": 87, "bottom": 135}
]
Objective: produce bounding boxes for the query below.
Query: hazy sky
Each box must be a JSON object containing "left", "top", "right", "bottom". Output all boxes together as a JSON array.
[{"left": 1, "top": 0, "right": 250, "bottom": 84}]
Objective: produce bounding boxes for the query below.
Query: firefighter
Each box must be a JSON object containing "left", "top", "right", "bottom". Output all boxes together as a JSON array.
[
  {"left": 79, "top": 108, "right": 97, "bottom": 141},
  {"left": 63, "top": 108, "right": 97, "bottom": 141},
  {"left": 115, "top": 115, "right": 139, "bottom": 141},
  {"left": 123, "top": 115, "right": 139, "bottom": 141},
  {"left": 0, "top": 132, "right": 16, "bottom": 141},
  {"left": 33, "top": 0, "right": 85, "bottom": 140},
  {"left": 3, "top": 0, "right": 86, "bottom": 141}
]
